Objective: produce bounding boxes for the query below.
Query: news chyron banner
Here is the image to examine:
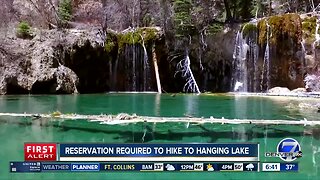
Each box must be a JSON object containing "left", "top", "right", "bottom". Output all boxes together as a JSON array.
[
  {"left": 11, "top": 143, "right": 260, "bottom": 173},
  {"left": 58, "top": 143, "right": 259, "bottom": 162}
]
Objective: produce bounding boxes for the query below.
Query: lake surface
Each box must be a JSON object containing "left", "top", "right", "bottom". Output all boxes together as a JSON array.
[{"left": 0, "top": 94, "right": 319, "bottom": 179}]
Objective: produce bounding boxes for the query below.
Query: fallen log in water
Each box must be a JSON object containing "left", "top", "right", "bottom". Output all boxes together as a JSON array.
[{"left": 0, "top": 112, "right": 320, "bottom": 126}]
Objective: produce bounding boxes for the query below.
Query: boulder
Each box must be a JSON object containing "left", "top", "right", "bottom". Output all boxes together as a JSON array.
[
  {"left": 305, "top": 55, "right": 316, "bottom": 67},
  {"left": 291, "top": 88, "right": 306, "bottom": 93},
  {"left": 304, "top": 73, "right": 320, "bottom": 92},
  {"left": 268, "top": 87, "right": 291, "bottom": 94}
]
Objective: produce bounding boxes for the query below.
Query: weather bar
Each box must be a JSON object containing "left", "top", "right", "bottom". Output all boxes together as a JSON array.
[{"left": 10, "top": 162, "right": 259, "bottom": 172}]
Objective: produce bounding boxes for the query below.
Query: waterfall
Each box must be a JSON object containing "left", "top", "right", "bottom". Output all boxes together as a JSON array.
[
  {"left": 232, "top": 22, "right": 259, "bottom": 92},
  {"left": 109, "top": 28, "right": 160, "bottom": 92},
  {"left": 253, "top": 34, "right": 259, "bottom": 92},
  {"left": 199, "top": 31, "right": 206, "bottom": 71},
  {"left": 139, "top": 34, "right": 151, "bottom": 91},
  {"left": 301, "top": 39, "right": 306, "bottom": 66},
  {"left": 131, "top": 33, "right": 137, "bottom": 91},
  {"left": 112, "top": 56, "right": 118, "bottom": 90},
  {"left": 232, "top": 30, "right": 246, "bottom": 92},
  {"left": 316, "top": 19, "right": 320, "bottom": 40},
  {"left": 72, "top": 81, "right": 78, "bottom": 94},
  {"left": 261, "top": 21, "right": 271, "bottom": 92},
  {"left": 301, "top": 40, "right": 306, "bottom": 55},
  {"left": 312, "top": 18, "right": 320, "bottom": 59}
]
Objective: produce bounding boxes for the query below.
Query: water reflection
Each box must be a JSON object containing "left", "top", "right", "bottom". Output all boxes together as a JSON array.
[
  {"left": 184, "top": 95, "right": 199, "bottom": 117},
  {"left": 154, "top": 94, "right": 161, "bottom": 116},
  {"left": 1, "top": 94, "right": 319, "bottom": 120},
  {"left": 233, "top": 96, "right": 248, "bottom": 141}
]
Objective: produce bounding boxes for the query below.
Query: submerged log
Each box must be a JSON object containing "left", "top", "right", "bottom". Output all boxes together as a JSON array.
[{"left": 0, "top": 113, "right": 319, "bottom": 126}]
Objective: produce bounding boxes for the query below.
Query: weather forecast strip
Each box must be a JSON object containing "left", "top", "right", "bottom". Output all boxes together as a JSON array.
[
  {"left": 10, "top": 162, "right": 259, "bottom": 172},
  {"left": 58, "top": 143, "right": 259, "bottom": 162}
]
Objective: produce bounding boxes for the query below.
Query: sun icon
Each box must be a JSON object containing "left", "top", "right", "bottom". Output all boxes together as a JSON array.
[{"left": 207, "top": 164, "right": 214, "bottom": 171}]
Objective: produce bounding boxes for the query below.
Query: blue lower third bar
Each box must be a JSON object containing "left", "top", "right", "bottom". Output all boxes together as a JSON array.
[
  {"left": 280, "top": 163, "right": 298, "bottom": 172},
  {"left": 71, "top": 163, "right": 100, "bottom": 172}
]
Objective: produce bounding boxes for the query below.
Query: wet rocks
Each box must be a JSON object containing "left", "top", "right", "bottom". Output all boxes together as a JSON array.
[
  {"left": 304, "top": 73, "right": 320, "bottom": 92},
  {"left": 291, "top": 88, "right": 307, "bottom": 93}
]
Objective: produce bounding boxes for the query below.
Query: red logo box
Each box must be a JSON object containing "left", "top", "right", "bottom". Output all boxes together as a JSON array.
[{"left": 24, "top": 143, "right": 57, "bottom": 161}]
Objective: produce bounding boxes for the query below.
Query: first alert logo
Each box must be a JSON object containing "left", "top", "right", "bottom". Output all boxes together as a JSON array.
[
  {"left": 104, "top": 164, "right": 135, "bottom": 171},
  {"left": 24, "top": 143, "right": 57, "bottom": 161}
]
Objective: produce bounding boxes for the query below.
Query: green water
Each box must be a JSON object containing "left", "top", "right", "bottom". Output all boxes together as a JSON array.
[{"left": 0, "top": 94, "right": 319, "bottom": 179}]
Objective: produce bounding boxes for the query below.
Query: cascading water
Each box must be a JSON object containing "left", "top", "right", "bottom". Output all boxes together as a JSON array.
[
  {"left": 312, "top": 18, "right": 320, "bottom": 59},
  {"left": 232, "top": 30, "right": 248, "bottom": 92},
  {"left": 232, "top": 21, "right": 258, "bottom": 92},
  {"left": 301, "top": 39, "right": 306, "bottom": 66},
  {"left": 131, "top": 32, "right": 137, "bottom": 91},
  {"left": 114, "top": 28, "right": 155, "bottom": 92},
  {"left": 140, "top": 34, "right": 151, "bottom": 91},
  {"left": 301, "top": 40, "right": 306, "bottom": 55},
  {"left": 252, "top": 32, "right": 259, "bottom": 92},
  {"left": 261, "top": 21, "right": 271, "bottom": 92}
]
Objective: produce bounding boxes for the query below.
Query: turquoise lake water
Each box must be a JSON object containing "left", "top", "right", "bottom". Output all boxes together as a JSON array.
[{"left": 0, "top": 94, "right": 319, "bottom": 179}]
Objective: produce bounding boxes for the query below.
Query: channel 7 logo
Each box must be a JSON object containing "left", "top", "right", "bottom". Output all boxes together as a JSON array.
[{"left": 265, "top": 138, "right": 302, "bottom": 162}]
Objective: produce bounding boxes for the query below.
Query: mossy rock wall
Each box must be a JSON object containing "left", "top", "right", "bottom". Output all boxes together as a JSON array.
[
  {"left": 257, "top": 13, "right": 305, "bottom": 90},
  {"left": 258, "top": 13, "right": 302, "bottom": 46},
  {"left": 301, "top": 15, "right": 320, "bottom": 71}
]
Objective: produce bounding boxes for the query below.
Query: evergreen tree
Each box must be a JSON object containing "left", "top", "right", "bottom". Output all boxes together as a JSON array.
[{"left": 58, "top": 0, "right": 72, "bottom": 26}]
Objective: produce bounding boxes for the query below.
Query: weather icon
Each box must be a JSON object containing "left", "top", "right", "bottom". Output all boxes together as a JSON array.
[
  {"left": 166, "top": 164, "right": 175, "bottom": 171},
  {"left": 207, "top": 164, "right": 214, "bottom": 171},
  {"left": 246, "top": 163, "right": 254, "bottom": 171}
]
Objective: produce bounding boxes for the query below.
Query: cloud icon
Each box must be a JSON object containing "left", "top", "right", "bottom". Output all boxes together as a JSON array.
[
  {"left": 166, "top": 164, "right": 175, "bottom": 171},
  {"left": 207, "top": 164, "right": 214, "bottom": 171},
  {"left": 246, "top": 163, "right": 254, "bottom": 171}
]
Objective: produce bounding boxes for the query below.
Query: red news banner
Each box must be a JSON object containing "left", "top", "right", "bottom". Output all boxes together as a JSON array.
[{"left": 24, "top": 143, "right": 57, "bottom": 161}]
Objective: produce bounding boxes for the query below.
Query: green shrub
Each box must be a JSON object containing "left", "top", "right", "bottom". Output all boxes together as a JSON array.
[
  {"left": 58, "top": 0, "right": 72, "bottom": 26},
  {"left": 16, "top": 21, "right": 32, "bottom": 39}
]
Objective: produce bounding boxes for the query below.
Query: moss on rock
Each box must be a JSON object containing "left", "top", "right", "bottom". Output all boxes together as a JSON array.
[
  {"left": 242, "top": 23, "right": 258, "bottom": 37},
  {"left": 258, "top": 19, "right": 267, "bottom": 45},
  {"left": 258, "top": 13, "right": 302, "bottom": 46},
  {"left": 302, "top": 16, "right": 320, "bottom": 45},
  {"left": 117, "top": 28, "right": 158, "bottom": 50},
  {"left": 104, "top": 32, "right": 117, "bottom": 53}
]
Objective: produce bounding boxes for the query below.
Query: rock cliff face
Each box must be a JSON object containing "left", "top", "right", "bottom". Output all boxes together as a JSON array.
[
  {"left": 0, "top": 26, "right": 170, "bottom": 94},
  {"left": 233, "top": 13, "right": 320, "bottom": 92},
  {"left": 0, "top": 28, "right": 104, "bottom": 94},
  {"left": 1, "top": 13, "right": 319, "bottom": 95}
]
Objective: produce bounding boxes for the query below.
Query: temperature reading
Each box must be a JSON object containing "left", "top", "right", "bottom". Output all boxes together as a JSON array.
[{"left": 286, "top": 164, "right": 295, "bottom": 170}]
